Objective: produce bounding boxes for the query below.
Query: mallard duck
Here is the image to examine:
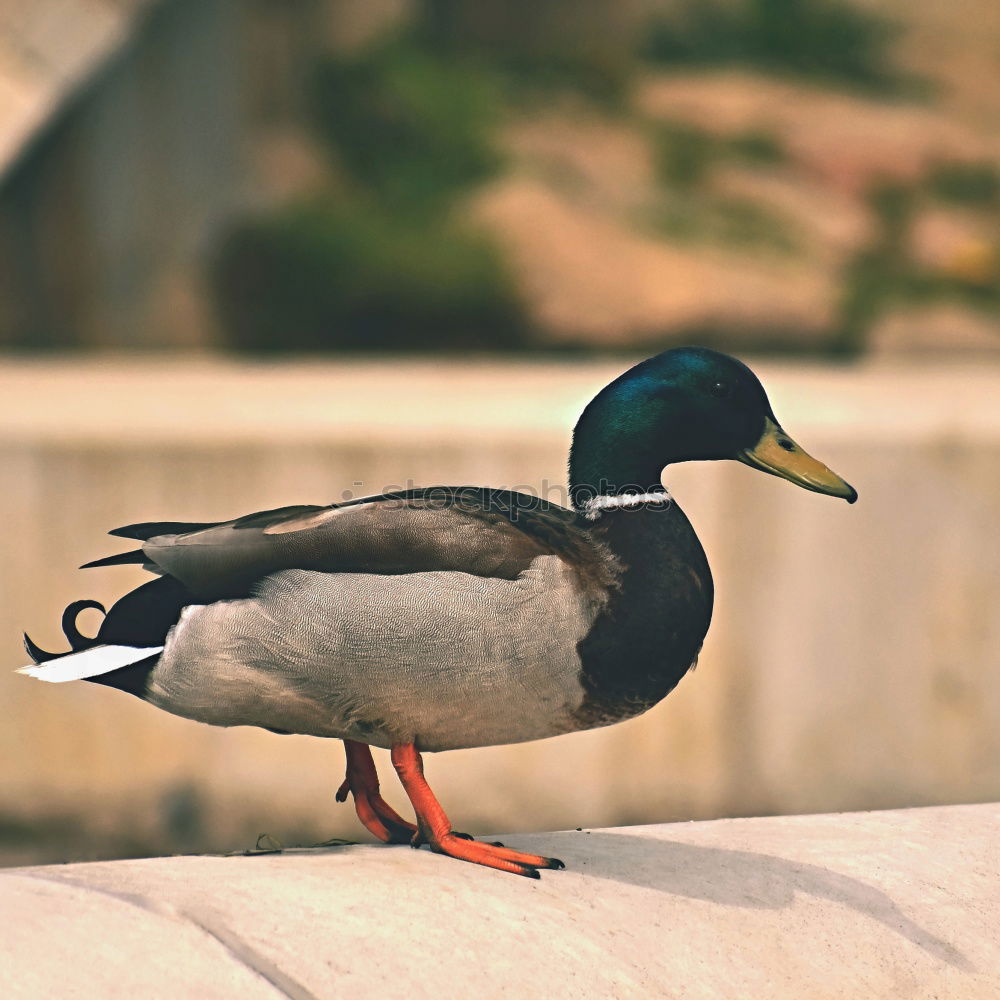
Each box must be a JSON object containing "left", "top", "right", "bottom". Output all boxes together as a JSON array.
[{"left": 20, "top": 347, "right": 856, "bottom": 877}]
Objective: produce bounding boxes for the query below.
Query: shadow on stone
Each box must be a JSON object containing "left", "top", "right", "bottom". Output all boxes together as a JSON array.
[{"left": 562, "top": 833, "right": 973, "bottom": 972}]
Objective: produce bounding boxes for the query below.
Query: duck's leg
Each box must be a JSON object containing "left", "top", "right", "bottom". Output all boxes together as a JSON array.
[
  {"left": 390, "top": 742, "right": 565, "bottom": 879},
  {"left": 336, "top": 740, "right": 417, "bottom": 844}
]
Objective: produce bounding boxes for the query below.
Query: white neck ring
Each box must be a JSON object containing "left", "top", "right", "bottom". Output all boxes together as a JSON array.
[{"left": 581, "top": 490, "right": 672, "bottom": 520}]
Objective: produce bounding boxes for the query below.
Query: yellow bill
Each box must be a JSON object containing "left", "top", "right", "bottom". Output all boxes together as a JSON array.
[{"left": 739, "top": 417, "right": 857, "bottom": 503}]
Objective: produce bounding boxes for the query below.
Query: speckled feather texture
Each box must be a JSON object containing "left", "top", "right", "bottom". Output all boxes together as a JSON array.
[
  {"left": 135, "top": 495, "right": 617, "bottom": 600},
  {"left": 149, "top": 555, "right": 606, "bottom": 751}
]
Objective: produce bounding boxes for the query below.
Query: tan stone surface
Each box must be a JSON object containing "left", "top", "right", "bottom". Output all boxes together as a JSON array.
[{"left": 2, "top": 804, "right": 998, "bottom": 999}]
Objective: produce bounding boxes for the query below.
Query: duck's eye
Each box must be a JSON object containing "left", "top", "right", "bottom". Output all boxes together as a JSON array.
[{"left": 709, "top": 381, "right": 732, "bottom": 398}]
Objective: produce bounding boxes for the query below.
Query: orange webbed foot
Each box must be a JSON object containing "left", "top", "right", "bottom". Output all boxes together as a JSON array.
[
  {"left": 390, "top": 742, "right": 565, "bottom": 879},
  {"left": 420, "top": 832, "right": 564, "bottom": 879}
]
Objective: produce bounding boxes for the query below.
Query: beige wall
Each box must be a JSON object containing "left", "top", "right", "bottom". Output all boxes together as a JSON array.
[{"left": 1, "top": 358, "right": 997, "bottom": 859}]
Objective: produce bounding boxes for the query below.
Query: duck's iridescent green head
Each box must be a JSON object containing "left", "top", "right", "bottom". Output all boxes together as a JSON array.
[{"left": 569, "top": 347, "right": 857, "bottom": 508}]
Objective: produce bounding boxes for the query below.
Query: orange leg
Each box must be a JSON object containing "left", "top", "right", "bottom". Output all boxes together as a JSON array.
[
  {"left": 390, "top": 742, "right": 565, "bottom": 879},
  {"left": 336, "top": 740, "right": 417, "bottom": 844}
]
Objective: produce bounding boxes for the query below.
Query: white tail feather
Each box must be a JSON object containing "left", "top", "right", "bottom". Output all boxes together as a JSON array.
[{"left": 18, "top": 644, "right": 163, "bottom": 683}]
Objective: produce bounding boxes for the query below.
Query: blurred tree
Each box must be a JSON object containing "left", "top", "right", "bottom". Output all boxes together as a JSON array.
[
  {"left": 419, "top": 0, "right": 642, "bottom": 102},
  {"left": 213, "top": 200, "right": 527, "bottom": 352},
  {"left": 212, "top": 23, "right": 532, "bottom": 353},
  {"left": 927, "top": 162, "right": 1000, "bottom": 209},
  {"left": 838, "top": 172, "right": 1000, "bottom": 354},
  {"left": 643, "top": 0, "right": 904, "bottom": 93},
  {"left": 310, "top": 41, "right": 502, "bottom": 212}
]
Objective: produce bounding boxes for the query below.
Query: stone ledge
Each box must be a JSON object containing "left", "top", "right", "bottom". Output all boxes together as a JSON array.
[
  {"left": 3, "top": 803, "right": 997, "bottom": 999},
  {"left": 0, "top": 357, "right": 998, "bottom": 445}
]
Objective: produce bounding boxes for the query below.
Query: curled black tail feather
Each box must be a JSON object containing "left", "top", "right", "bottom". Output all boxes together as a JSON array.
[
  {"left": 61, "top": 599, "right": 107, "bottom": 651},
  {"left": 23, "top": 632, "right": 55, "bottom": 664},
  {"left": 23, "top": 577, "right": 193, "bottom": 699},
  {"left": 23, "top": 599, "right": 107, "bottom": 664}
]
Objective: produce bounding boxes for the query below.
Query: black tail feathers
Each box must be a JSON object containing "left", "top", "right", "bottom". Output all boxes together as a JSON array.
[
  {"left": 23, "top": 599, "right": 107, "bottom": 664},
  {"left": 109, "top": 520, "right": 215, "bottom": 541},
  {"left": 80, "top": 550, "right": 147, "bottom": 570},
  {"left": 62, "top": 599, "right": 107, "bottom": 650},
  {"left": 23, "top": 579, "right": 191, "bottom": 698},
  {"left": 22, "top": 633, "right": 55, "bottom": 664}
]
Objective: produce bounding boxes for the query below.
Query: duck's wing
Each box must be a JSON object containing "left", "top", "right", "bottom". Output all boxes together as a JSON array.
[{"left": 85, "top": 488, "right": 618, "bottom": 600}]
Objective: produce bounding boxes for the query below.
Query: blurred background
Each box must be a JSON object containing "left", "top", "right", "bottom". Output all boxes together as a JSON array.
[{"left": 0, "top": 0, "right": 998, "bottom": 865}]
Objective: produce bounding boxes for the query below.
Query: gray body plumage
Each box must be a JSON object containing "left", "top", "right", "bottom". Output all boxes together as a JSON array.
[
  {"left": 24, "top": 489, "right": 714, "bottom": 753},
  {"left": 149, "top": 554, "right": 604, "bottom": 751}
]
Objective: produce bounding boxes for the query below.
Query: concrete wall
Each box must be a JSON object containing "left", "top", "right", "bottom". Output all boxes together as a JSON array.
[{"left": 1, "top": 357, "right": 998, "bottom": 862}]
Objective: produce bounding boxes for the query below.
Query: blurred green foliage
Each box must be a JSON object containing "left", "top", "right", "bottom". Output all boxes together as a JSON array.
[
  {"left": 643, "top": 0, "right": 904, "bottom": 93},
  {"left": 649, "top": 195, "right": 798, "bottom": 254},
  {"left": 310, "top": 41, "right": 503, "bottom": 213},
  {"left": 418, "top": 0, "right": 635, "bottom": 105},
  {"left": 212, "top": 0, "right": 647, "bottom": 353},
  {"left": 640, "top": 121, "right": 797, "bottom": 254},
  {"left": 837, "top": 181, "right": 914, "bottom": 353},
  {"left": 645, "top": 121, "right": 794, "bottom": 254},
  {"left": 652, "top": 122, "right": 786, "bottom": 189},
  {"left": 837, "top": 174, "right": 1000, "bottom": 353},
  {"left": 214, "top": 28, "right": 532, "bottom": 352},
  {"left": 652, "top": 122, "right": 717, "bottom": 189},
  {"left": 926, "top": 161, "right": 1000, "bottom": 208},
  {"left": 213, "top": 201, "right": 528, "bottom": 352},
  {"left": 209, "top": 0, "right": 976, "bottom": 357}
]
